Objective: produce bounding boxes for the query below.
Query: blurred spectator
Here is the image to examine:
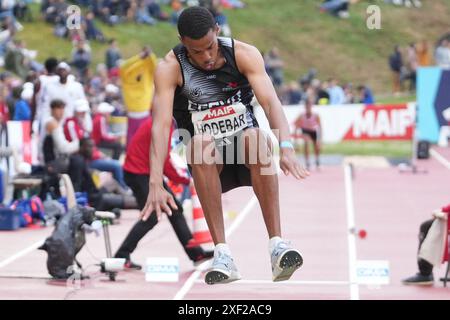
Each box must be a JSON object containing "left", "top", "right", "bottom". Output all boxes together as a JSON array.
[
  {"left": 119, "top": 46, "right": 158, "bottom": 144},
  {"left": 42, "top": 99, "right": 80, "bottom": 177},
  {"left": 320, "top": 0, "right": 350, "bottom": 19},
  {"left": 135, "top": 0, "right": 157, "bottom": 25},
  {"left": 0, "top": 73, "right": 11, "bottom": 123},
  {"left": 83, "top": 11, "right": 105, "bottom": 42},
  {"left": 105, "top": 38, "right": 122, "bottom": 71},
  {"left": 68, "top": 137, "right": 137, "bottom": 211},
  {"left": 402, "top": 204, "right": 449, "bottom": 286},
  {"left": 357, "top": 85, "right": 374, "bottom": 104},
  {"left": 343, "top": 82, "right": 355, "bottom": 104},
  {"left": 146, "top": 0, "right": 169, "bottom": 21},
  {"left": 64, "top": 99, "right": 129, "bottom": 192},
  {"left": 43, "top": 0, "right": 68, "bottom": 24},
  {"left": 299, "top": 68, "right": 317, "bottom": 86},
  {"left": 71, "top": 39, "right": 91, "bottom": 83},
  {"left": 1, "top": 0, "right": 16, "bottom": 20},
  {"left": 435, "top": 39, "right": 450, "bottom": 69},
  {"left": 102, "top": 0, "right": 127, "bottom": 20},
  {"left": 170, "top": 0, "right": 184, "bottom": 25},
  {"left": 283, "top": 81, "right": 302, "bottom": 105},
  {"left": 40, "top": 62, "right": 88, "bottom": 125},
  {"left": 13, "top": 82, "right": 32, "bottom": 120},
  {"left": 280, "top": 81, "right": 302, "bottom": 105},
  {"left": 96, "top": 0, "right": 121, "bottom": 26},
  {"left": 92, "top": 102, "right": 124, "bottom": 160},
  {"left": 126, "top": 0, "right": 138, "bottom": 22},
  {"left": 220, "top": 0, "right": 245, "bottom": 9},
  {"left": 312, "top": 79, "right": 330, "bottom": 105},
  {"left": 298, "top": 79, "right": 311, "bottom": 104},
  {"left": 63, "top": 99, "right": 92, "bottom": 139},
  {"left": 88, "top": 63, "right": 108, "bottom": 96},
  {"left": 13, "top": 0, "right": 32, "bottom": 22},
  {"left": 384, "top": 0, "right": 422, "bottom": 8},
  {"left": 327, "top": 78, "right": 345, "bottom": 105},
  {"left": 416, "top": 40, "right": 431, "bottom": 67},
  {"left": 209, "top": 0, "right": 231, "bottom": 36},
  {"left": 405, "top": 42, "right": 418, "bottom": 91},
  {"left": 265, "top": 47, "right": 284, "bottom": 89},
  {"left": 33, "top": 57, "right": 59, "bottom": 125},
  {"left": 104, "top": 83, "right": 120, "bottom": 103},
  {"left": 4, "top": 39, "right": 39, "bottom": 78},
  {"left": 294, "top": 98, "right": 322, "bottom": 170},
  {"left": 389, "top": 45, "right": 403, "bottom": 94},
  {"left": 0, "top": 16, "right": 15, "bottom": 58}
]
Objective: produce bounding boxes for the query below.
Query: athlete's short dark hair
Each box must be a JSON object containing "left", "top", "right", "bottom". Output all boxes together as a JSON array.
[{"left": 177, "top": 6, "right": 216, "bottom": 40}]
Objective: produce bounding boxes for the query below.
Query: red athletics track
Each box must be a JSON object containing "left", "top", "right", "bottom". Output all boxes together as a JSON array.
[{"left": 0, "top": 147, "right": 449, "bottom": 300}]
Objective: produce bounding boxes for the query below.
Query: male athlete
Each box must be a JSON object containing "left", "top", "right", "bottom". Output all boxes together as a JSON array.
[{"left": 141, "top": 6, "right": 309, "bottom": 285}]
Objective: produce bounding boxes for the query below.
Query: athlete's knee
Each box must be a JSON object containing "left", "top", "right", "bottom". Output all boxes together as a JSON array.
[{"left": 241, "top": 128, "right": 272, "bottom": 166}]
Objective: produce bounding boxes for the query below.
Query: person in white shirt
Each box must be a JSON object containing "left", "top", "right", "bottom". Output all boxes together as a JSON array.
[
  {"left": 34, "top": 58, "right": 59, "bottom": 125},
  {"left": 435, "top": 39, "right": 450, "bottom": 69},
  {"left": 37, "top": 62, "right": 90, "bottom": 163},
  {"left": 40, "top": 62, "right": 88, "bottom": 125}
]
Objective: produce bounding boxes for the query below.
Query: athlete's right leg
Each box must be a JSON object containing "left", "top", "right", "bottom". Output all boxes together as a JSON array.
[
  {"left": 187, "top": 134, "right": 240, "bottom": 284},
  {"left": 187, "top": 134, "right": 225, "bottom": 244}
]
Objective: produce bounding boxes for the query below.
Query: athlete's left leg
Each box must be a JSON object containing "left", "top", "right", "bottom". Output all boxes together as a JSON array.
[
  {"left": 240, "top": 128, "right": 280, "bottom": 238},
  {"left": 240, "top": 128, "right": 303, "bottom": 282}
]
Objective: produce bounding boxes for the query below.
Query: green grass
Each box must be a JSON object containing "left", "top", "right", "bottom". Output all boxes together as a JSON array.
[
  {"left": 375, "top": 94, "right": 416, "bottom": 105},
  {"left": 14, "top": 1, "right": 450, "bottom": 96},
  {"left": 318, "top": 141, "right": 412, "bottom": 158}
]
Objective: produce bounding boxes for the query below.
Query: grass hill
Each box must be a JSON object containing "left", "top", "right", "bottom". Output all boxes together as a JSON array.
[{"left": 16, "top": 0, "right": 450, "bottom": 96}]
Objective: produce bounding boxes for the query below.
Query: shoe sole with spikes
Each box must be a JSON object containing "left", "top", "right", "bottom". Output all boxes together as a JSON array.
[
  {"left": 205, "top": 269, "right": 241, "bottom": 285},
  {"left": 272, "top": 249, "right": 303, "bottom": 282}
]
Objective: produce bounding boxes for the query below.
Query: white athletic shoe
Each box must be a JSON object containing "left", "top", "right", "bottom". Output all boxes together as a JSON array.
[
  {"left": 271, "top": 240, "right": 303, "bottom": 282},
  {"left": 205, "top": 251, "right": 241, "bottom": 285}
]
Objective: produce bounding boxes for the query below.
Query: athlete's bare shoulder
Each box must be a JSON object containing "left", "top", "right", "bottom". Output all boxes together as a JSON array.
[
  {"left": 233, "top": 40, "right": 265, "bottom": 74},
  {"left": 155, "top": 50, "right": 182, "bottom": 86}
]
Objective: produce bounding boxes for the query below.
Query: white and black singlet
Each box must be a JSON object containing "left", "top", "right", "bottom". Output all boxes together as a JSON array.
[{"left": 172, "top": 37, "right": 258, "bottom": 192}]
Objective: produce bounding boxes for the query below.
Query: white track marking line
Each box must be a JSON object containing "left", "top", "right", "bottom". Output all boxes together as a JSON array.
[
  {"left": 0, "top": 239, "right": 45, "bottom": 269},
  {"left": 194, "top": 279, "right": 349, "bottom": 286},
  {"left": 430, "top": 149, "right": 450, "bottom": 170},
  {"left": 343, "top": 164, "right": 360, "bottom": 300}
]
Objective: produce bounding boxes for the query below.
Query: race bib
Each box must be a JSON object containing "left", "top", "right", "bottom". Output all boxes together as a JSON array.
[{"left": 191, "top": 104, "right": 249, "bottom": 140}]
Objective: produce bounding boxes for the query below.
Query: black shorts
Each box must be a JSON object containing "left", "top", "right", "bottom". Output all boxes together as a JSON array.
[
  {"left": 187, "top": 131, "right": 253, "bottom": 194},
  {"left": 301, "top": 128, "right": 318, "bottom": 142}
]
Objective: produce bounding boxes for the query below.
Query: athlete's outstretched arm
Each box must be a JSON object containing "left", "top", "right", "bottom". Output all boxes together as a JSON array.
[
  {"left": 235, "top": 42, "right": 309, "bottom": 179},
  {"left": 141, "top": 56, "right": 179, "bottom": 222}
]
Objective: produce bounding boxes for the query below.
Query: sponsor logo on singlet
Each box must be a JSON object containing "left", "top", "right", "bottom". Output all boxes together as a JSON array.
[
  {"left": 189, "top": 87, "right": 203, "bottom": 98},
  {"left": 188, "top": 90, "right": 242, "bottom": 111},
  {"left": 222, "top": 82, "right": 239, "bottom": 92},
  {"left": 191, "top": 104, "right": 248, "bottom": 140}
]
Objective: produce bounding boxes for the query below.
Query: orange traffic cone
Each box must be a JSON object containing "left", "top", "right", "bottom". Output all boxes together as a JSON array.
[
  {"left": 167, "top": 180, "right": 184, "bottom": 202},
  {"left": 186, "top": 184, "right": 213, "bottom": 248}
]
